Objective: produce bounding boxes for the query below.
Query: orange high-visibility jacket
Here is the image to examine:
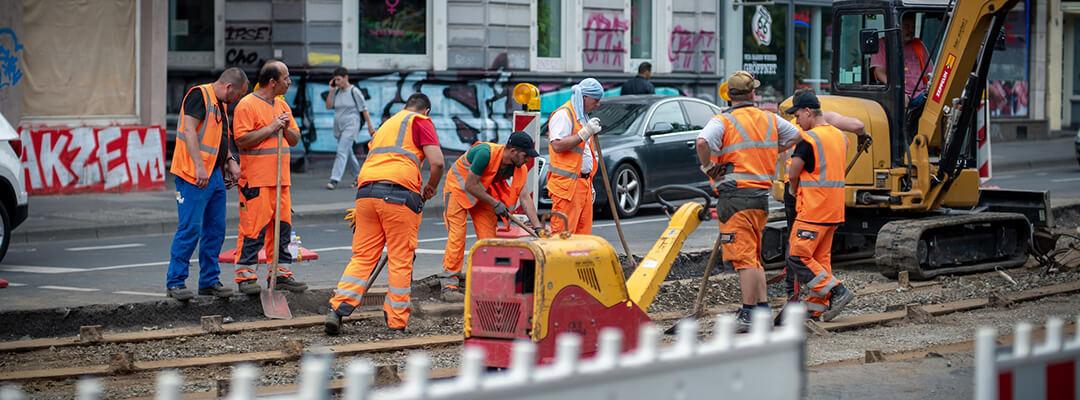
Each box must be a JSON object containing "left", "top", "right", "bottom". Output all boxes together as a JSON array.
[
  {"left": 234, "top": 94, "right": 298, "bottom": 187},
  {"left": 795, "top": 124, "right": 848, "bottom": 224},
  {"left": 445, "top": 143, "right": 528, "bottom": 209},
  {"left": 357, "top": 110, "right": 430, "bottom": 193},
  {"left": 171, "top": 84, "right": 224, "bottom": 184},
  {"left": 708, "top": 106, "right": 779, "bottom": 192},
  {"left": 546, "top": 101, "right": 596, "bottom": 200}
]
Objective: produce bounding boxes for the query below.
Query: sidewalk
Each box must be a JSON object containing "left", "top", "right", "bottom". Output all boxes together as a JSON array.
[
  {"left": 988, "top": 134, "right": 1077, "bottom": 173},
  {"left": 15, "top": 155, "right": 454, "bottom": 244}
]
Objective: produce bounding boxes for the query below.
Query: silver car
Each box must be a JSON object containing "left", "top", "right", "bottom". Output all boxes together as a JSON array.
[{"left": 538, "top": 95, "right": 723, "bottom": 218}]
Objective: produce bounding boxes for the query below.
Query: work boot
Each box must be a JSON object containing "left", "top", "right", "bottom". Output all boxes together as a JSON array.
[
  {"left": 167, "top": 286, "right": 195, "bottom": 302},
  {"left": 822, "top": 284, "right": 855, "bottom": 322},
  {"left": 734, "top": 308, "right": 753, "bottom": 334},
  {"left": 237, "top": 280, "right": 262, "bottom": 295},
  {"left": 198, "top": 283, "right": 234, "bottom": 299},
  {"left": 324, "top": 310, "right": 343, "bottom": 336},
  {"left": 440, "top": 286, "right": 465, "bottom": 302},
  {"left": 387, "top": 327, "right": 408, "bottom": 336},
  {"left": 273, "top": 276, "right": 308, "bottom": 293}
]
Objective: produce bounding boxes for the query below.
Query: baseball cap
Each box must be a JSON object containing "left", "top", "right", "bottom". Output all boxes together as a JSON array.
[
  {"left": 783, "top": 90, "right": 821, "bottom": 114},
  {"left": 726, "top": 71, "right": 761, "bottom": 95},
  {"left": 507, "top": 131, "right": 539, "bottom": 157}
]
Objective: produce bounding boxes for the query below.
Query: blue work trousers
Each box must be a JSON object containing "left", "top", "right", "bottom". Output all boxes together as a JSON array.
[{"left": 167, "top": 169, "right": 226, "bottom": 289}]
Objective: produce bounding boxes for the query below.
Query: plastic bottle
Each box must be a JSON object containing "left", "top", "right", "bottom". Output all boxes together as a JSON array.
[{"left": 288, "top": 231, "right": 301, "bottom": 261}]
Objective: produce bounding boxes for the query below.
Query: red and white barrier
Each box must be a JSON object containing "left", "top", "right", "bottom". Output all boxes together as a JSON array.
[
  {"left": 513, "top": 111, "right": 541, "bottom": 211},
  {"left": 18, "top": 126, "right": 166, "bottom": 195},
  {"left": 977, "top": 93, "right": 992, "bottom": 184},
  {"left": 976, "top": 317, "right": 1080, "bottom": 400}
]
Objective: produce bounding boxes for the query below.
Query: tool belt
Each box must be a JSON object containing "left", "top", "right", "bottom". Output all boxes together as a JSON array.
[{"left": 356, "top": 181, "right": 424, "bottom": 213}]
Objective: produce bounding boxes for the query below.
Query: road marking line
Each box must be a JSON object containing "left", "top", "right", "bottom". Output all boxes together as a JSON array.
[
  {"left": 1036, "top": 172, "right": 1048, "bottom": 176},
  {"left": 594, "top": 217, "right": 668, "bottom": 228},
  {"left": 993, "top": 175, "right": 1016, "bottom": 180},
  {"left": 114, "top": 291, "right": 166, "bottom": 297},
  {"left": 6, "top": 282, "right": 26, "bottom": 287},
  {"left": 225, "top": 235, "right": 238, "bottom": 240},
  {"left": 65, "top": 243, "right": 145, "bottom": 252},
  {"left": 0, "top": 265, "right": 86, "bottom": 274},
  {"left": 89, "top": 261, "right": 172, "bottom": 271},
  {"left": 39, "top": 285, "right": 99, "bottom": 292},
  {"left": 1050, "top": 177, "right": 1080, "bottom": 183},
  {"left": 415, "top": 248, "right": 446, "bottom": 255}
]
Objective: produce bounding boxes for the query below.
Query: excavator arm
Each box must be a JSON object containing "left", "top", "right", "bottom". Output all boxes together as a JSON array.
[{"left": 917, "top": 0, "right": 1020, "bottom": 208}]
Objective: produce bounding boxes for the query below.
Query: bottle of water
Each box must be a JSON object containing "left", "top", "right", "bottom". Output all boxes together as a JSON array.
[{"left": 288, "top": 231, "right": 301, "bottom": 261}]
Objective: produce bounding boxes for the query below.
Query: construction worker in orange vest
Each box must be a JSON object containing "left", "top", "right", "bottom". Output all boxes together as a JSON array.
[
  {"left": 166, "top": 68, "right": 249, "bottom": 301},
  {"left": 776, "top": 98, "right": 868, "bottom": 303},
  {"left": 231, "top": 60, "right": 308, "bottom": 295},
  {"left": 785, "top": 90, "right": 867, "bottom": 322},
  {"left": 547, "top": 78, "right": 604, "bottom": 234},
  {"left": 695, "top": 71, "right": 803, "bottom": 333},
  {"left": 325, "top": 93, "right": 444, "bottom": 335},
  {"left": 438, "top": 131, "right": 543, "bottom": 300}
]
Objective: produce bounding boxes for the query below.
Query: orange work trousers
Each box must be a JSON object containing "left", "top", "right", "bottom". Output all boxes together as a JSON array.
[
  {"left": 440, "top": 192, "right": 498, "bottom": 289},
  {"left": 328, "top": 197, "right": 421, "bottom": 329},
  {"left": 235, "top": 185, "right": 294, "bottom": 282},
  {"left": 786, "top": 220, "right": 840, "bottom": 315},
  {"left": 716, "top": 196, "right": 768, "bottom": 270},
  {"left": 550, "top": 177, "right": 594, "bottom": 235}
]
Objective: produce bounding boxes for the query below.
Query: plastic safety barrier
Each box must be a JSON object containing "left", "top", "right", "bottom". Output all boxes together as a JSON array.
[{"left": 975, "top": 316, "right": 1080, "bottom": 400}]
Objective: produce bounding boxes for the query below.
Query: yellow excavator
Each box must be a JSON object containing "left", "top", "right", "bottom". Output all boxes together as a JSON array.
[{"left": 767, "top": 0, "right": 1052, "bottom": 279}]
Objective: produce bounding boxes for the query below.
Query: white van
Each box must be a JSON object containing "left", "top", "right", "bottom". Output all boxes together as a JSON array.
[{"left": 0, "top": 114, "right": 29, "bottom": 262}]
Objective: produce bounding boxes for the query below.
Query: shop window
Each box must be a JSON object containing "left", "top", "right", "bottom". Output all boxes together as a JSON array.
[
  {"left": 631, "top": 0, "right": 652, "bottom": 59},
  {"left": 538, "top": 0, "right": 562, "bottom": 58},
  {"left": 987, "top": 1, "right": 1030, "bottom": 117},
  {"left": 836, "top": 12, "right": 885, "bottom": 88},
  {"left": 359, "top": 0, "right": 427, "bottom": 54},
  {"left": 794, "top": 6, "right": 833, "bottom": 93},
  {"left": 743, "top": 4, "right": 788, "bottom": 103},
  {"left": 169, "top": 0, "right": 214, "bottom": 52}
]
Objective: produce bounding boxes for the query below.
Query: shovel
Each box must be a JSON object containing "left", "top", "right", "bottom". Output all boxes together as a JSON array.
[
  {"left": 505, "top": 215, "right": 540, "bottom": 238},
  {"left": 664, "top": 232, "right": 724, "bottom": 335},
  {"left": 261, "top": 126, "right": 292, "bottom": 320}
]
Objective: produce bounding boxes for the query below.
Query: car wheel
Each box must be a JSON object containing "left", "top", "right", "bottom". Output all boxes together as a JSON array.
[
  {"left": 612, "top": 164, "right": 642, "bottom": 218},
  {"left": 0, "top": 201, "right": 11, "bottom": 263}
]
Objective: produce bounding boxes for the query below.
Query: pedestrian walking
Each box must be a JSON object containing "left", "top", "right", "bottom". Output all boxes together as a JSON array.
[
  {"left": 325, "top": 67, "right": 376, "bottom": 190},
  {"left": 694, "top": 71, "right": 802, "bottom": 332},
  {"left": 621, "top": 62, "right": 655, "bottom": 95},
  {"left": 166, "top": 68, "right": 249, "bottom": 301},
  {"left": 546, "top": 78, "right": 604, "bottom": 235},
  {"left": 325, "top": 93, "right": 444, "bottom": 335},
  {"left": 438, "top": 131, "right": 543, "bottom": 301},
  {"left": 231, "top": 60, "right": 309, "bottom": 295}
]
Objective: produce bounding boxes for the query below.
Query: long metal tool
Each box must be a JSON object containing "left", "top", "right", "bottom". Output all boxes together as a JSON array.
[
  {"left": 664, "top": 232, "right": 724, "bottom": 335},
  {"left": 845, "top": 139, "right": 871, "bottom": 175},
  {"left": 261, "top": 126, "right": 292, "bottom": 320},
  {"left": 591, "top": 138, "right": 635, "bottom": 260},
  {"left": 506, "top": 215, "right": 540, "bottom": 238}
]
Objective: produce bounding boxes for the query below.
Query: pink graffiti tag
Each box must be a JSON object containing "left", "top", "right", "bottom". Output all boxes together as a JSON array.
[
  {"left": 668, "top": 25, "right": 715, "bottom": 73},
  {"left": 583, "top": 12, "right": 628, "bottom": 68}
]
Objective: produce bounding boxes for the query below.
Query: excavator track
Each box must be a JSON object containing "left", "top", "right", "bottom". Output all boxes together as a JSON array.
[{"left": 875, "top": 212, "right": 1032, "bottom": 280}]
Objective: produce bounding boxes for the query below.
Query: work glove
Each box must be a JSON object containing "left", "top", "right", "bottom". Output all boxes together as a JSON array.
[
  {"left": 344, "top": 207, "right": 356, "bottom": 233},
  {"left": 577, "top": 118, "right": 602, "bottom": 142},
  {"left": 857, "top": 133, "right": 873, "bottom": 150},
  {"left": 493, "top": 202, "right": 511, "bottom": 218}
]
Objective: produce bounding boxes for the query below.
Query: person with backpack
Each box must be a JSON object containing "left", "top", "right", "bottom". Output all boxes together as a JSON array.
[{"left": 325, "top": 67, "right": 376, "bottom": 190}]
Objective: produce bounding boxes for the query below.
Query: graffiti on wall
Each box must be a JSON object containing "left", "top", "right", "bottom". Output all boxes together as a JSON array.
[
  {"left": 20, "top": 126, "right": 166, "bottom": 194},
  {"left": 668, "top": 26, "right": 716, "bottom": 73},
  {"left": 0, "top": 28, "right": 24, "bottom": 89},
  {"left": 225, "top": 22, "right": 271, "bottom": 68},
  {"left": 583, "top": 11, "right": 628, "bottom": 71}
]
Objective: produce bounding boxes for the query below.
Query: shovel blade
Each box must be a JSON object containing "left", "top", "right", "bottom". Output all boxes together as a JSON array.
[{"left": 260, "top": 290, "right": 293, "bottom": 319}]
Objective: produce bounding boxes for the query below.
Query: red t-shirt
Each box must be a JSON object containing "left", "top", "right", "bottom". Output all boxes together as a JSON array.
[{"left": 411, "top": 118, "right": 439, "bottom": 148}]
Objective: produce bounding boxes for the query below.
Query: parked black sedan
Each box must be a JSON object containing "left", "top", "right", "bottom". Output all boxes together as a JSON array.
[{"left": 537, "top": 95, "right": 724, "bottom": 217}]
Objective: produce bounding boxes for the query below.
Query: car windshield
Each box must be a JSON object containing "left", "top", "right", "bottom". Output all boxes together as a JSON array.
[{"left": 591, "top": 103, "right": 649, "bottom": 136}]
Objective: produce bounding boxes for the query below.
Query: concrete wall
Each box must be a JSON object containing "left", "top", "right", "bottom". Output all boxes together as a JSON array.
[
  {"left": 669, "top": 0, "right": 717, "bottom": 74},
  {"left": 0, "top": 0, "right": 24, "bottom": 124},
  {"left": 140, "top": 0, "right": 168, "bottom": 128},
  {"left": 446, "top": 0, "right": 531, "bottom": 70}
]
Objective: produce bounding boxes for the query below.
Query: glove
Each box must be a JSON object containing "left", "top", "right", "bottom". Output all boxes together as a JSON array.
[
  {"left": 344, "top": 208, "right": 356, "bottom": 232},
  {"left": 577, "top": 118, "right": 602, "bottom": 141},
  {"left": 857, "top": 134, "right": 873, "bottom": 149},
  {"left": 493, "top": 202, "right": 510, "bottom": 218}
]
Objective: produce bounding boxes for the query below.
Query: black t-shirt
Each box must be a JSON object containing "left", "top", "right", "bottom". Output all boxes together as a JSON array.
[
  {"left": 182, "top": 88, "right": 229, "bottom": 171},
  {"left": 792, "top": 140, "right": 815, "bottom": 174}
]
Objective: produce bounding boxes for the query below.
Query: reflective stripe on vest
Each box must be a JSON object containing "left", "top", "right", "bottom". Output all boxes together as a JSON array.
[
  {"left": 170, "top": 83, "right": 225, "bottom": 184},
  {"left": 448, "top": 155, "right": 478, "bottom": 206},
  {"left": 239, "top": 148, "right": 280, "bottom": 156},
  {"left": 367, "top": 112, "right": 422, "bottom": 167},
  {"left": 710, "top": 109, "right": 778, "bottom": 190},
  {"left": 800, "top": 129, "right": 845, "bottom": 188},
  {"left": 176, "top": 85, "right": 223, "bottom": 158},
  {"left": 446, "top": 143, "right": 527, "bottom": 209}
]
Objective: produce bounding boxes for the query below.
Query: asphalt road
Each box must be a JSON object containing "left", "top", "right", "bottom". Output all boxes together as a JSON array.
[{"left": 1, "top": 163, "right": 1076, "bottom": 312}]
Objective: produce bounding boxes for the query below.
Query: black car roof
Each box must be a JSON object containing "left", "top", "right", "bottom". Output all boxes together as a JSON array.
[{"left": 602, "top": 94, "right": 680, "bottom": 104}]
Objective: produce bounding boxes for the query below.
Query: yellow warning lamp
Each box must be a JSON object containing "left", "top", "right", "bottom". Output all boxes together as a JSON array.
[
  {"left": 719, "top": 81, "right": 731, "bottom": 103},
  {"left": 513, "top": 83, "right": 541, "bottom": 111}
]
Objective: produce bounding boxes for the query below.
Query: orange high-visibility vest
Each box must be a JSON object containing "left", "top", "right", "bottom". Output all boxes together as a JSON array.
[
  {"left": 357, "top": 110, "right": 429, "bottom": 193},
  {"left": 170, "top": 84, "right": 224, "bottom": 184},
  {"left": 795, "top": 124, "right": 848, "bottom": 224},
  {"left": 234, "top": 94, "right": 296, "bottom": 187},
  {"left": 546, "top": 100, "right": 596, "bottom": 200},
  {"left": 445, "top": 143, "right": 528, "bottom": 209},
  {"left": 708, "top": 106, "right": 779, "bottom": 192}
]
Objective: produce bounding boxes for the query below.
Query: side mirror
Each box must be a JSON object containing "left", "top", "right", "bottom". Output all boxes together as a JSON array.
[
  {"left": 647, "top": 122, "right": 674, "bottom": 135},
  {"left": 860, "top": 29, "right": 879, "bottom": 55}
]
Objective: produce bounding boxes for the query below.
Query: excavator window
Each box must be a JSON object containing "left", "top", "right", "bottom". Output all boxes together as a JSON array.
[{"left": 836, "top": 12, "right": 886, "bottom": 88}]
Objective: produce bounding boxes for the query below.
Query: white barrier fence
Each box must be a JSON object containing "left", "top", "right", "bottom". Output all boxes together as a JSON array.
[
  {"left": 0, "top": 306, "right": 805, "bottom": 400},
  {"left": 975, "top": 316, "right": 1080, "bottom": 400}
]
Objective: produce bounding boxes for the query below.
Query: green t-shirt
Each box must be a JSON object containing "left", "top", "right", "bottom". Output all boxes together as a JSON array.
[{"left": 465, "top": 143, "right": 492, "bottom": 175}]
